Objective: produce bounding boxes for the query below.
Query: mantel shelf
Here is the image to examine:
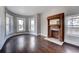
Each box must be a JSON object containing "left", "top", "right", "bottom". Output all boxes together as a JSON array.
[
  {"left": 50, "top": 29, "right": 60, "bottom": 31},
  {"left": 48, "top": 24, "right": 60, "bottom": 27}
]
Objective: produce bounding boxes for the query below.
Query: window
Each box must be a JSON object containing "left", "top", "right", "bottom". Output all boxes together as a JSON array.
[
  {"left": 73, "top": 18, "right": 79, "bottom": 26},
  {"left": 6, "top": 16, "right": 10, "bottom": 35},
  {"left": 68, "top": 17, "right": 79, "bottom": 26},
  {"left": 68, "top": 19, "right": 73, "bottom": 26},
  {"left": 67, "top": 16, "right": 79, "bottom": 36},
  {"left": 29, "top": 17, "right": 35, "bottom": 32},
  {"left": 6, "top": 13, "right": 13, "bottom": 35},
  {"left": 31, "top": 19, "right": 35, "bottom": 32},
  {"left": 17, "top": 18, "right": 24, "bottom": 32}
]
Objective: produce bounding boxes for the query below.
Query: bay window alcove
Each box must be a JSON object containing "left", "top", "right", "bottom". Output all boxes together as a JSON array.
[{"left": 5, "top": 9, "right": 40, "bottom": 37}]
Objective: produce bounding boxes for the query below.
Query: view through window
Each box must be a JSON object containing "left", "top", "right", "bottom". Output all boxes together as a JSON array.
[
  {"left": 17, "top": 18, "right": 24, "bottom": 32},
  {"left": 68, "top": 17, "right": 79, "bottom": 26},
  {"left": 31, "top": 19, "right": 35, "bottom": 32}
]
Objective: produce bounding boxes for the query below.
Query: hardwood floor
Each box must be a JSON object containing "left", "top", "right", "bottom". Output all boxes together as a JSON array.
[{"left": 0, "top": 34, "right": 79, "bottom": 53}]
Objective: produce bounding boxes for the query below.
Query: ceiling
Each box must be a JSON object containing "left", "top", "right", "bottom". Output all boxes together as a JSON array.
[
  {"left": 6, "top": 6, "right": 79, "bottom": 16},
  {"left": 6, "top": 6, "right": 53, "bottom": 16},
  {"left": 6, "top": 6, "right": 66, "bottom": 16}
]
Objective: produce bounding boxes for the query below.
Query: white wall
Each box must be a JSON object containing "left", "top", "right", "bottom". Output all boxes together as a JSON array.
[{"left": 0, "top": 7, "right": 6, "bottom": 49}]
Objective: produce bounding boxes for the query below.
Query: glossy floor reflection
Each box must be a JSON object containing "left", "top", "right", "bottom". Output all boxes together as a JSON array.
[{"left": 1, "top": 34, "right": 79, "bottom": 53}]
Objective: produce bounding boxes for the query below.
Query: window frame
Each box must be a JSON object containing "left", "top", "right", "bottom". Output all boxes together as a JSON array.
[
  {"left": 29, "top": 17, "right": 35, "bottom": 32},
  {"left": 17, "top": 17, "right": 25, "bottom": 32},
  {"left": 6, "top": 13, "right": 14, "bottom": 36}
]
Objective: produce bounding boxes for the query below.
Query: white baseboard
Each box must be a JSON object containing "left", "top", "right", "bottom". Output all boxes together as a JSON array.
[
  {"left": 5, "top": 32, "right": 29, "bottom": 39},
  {"left": 65, "top": 39, "right": 79, "bottom": 46},
  {"left": 5, "top": 32, "right": 40, "bottom": 40},
  {"left": 29, "top": 32, "right": 37, "bottom": 36},
  {"left": 40, "top": 33, "right": 47, "bottom": 37},
  {"left": 5, "top": 32, "right": 47, "bottom": 40}
]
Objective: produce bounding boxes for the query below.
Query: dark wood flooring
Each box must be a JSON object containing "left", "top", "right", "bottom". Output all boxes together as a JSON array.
[{"left": 0, "top": 34, "right": 79, "bottom": 53}]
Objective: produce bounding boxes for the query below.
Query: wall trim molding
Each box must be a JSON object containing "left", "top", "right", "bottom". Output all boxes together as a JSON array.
[
  {"left": 29, "top": 32, "right": 38, "bottom": 36},
  {"left": 40, "top": 33, "right": 47, "bottom": 37},
  {"left": 5, "top": 32, "right": 29, "bottom": 39},
  {"left": 65, "top": 40, "right": 79, "bottom": 46},
  {"left": 5, "top": 32, "right": 47, "bottom": 40}
]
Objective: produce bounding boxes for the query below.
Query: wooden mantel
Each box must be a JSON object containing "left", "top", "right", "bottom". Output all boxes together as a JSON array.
[{"left": 47, "top": 13, "right": 64, "bottom": 42}]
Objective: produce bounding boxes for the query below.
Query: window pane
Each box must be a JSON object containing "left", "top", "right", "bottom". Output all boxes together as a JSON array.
[
  {"left": 67, "top": 16, "right": 79, "bottom": 36},
  {"left": 68, "top": 19, "right": 73, "bottom": 26},
  {"left": 73, "top": 19, "right": 79, "bottom": 25},
  {"left": 6, "top": 17, "right": 9, "bottom": 24},
  {"left": 6, "top": 15, "right": 13, "bottom": 35},
  {"left": 31, "top": 19, "right": 34, "bottom": 32},
  {"left": 18, "top": 19, "right": 24, "bottom": 31},
  {"left": 6, "top": 16, "right": 10, "bottom": 35},
  {"left": 18, "top": 20, "right": 23, "bottom": 25}
]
